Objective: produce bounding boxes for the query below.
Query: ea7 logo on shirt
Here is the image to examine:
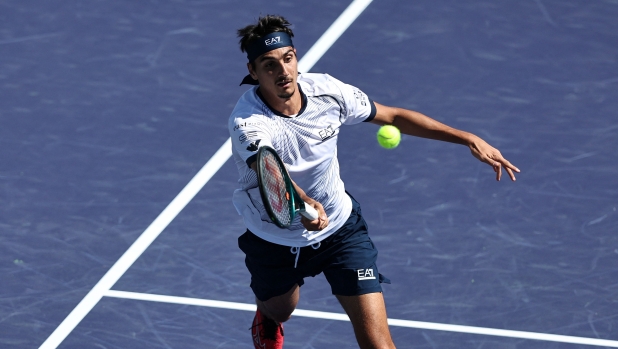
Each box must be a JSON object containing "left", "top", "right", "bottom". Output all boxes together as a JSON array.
[
  {"left": 265, "top": 36, "right": 281, "bottom": 46},
  {"left": 246, "top": 139, "right": 261, "bottom": 152},
  {"left": 357, "top": 268, "right": 376, "bottom": 280},
  {"left": 318, "top": 125, "right": 335, "bottom": 141}
]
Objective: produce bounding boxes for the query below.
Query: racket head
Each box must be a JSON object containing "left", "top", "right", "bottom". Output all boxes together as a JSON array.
[{"left": 256, "top": 146, "right": 296, "bottom": 228}]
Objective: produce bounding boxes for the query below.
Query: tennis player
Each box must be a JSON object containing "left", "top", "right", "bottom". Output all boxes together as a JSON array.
[{"left": 229, "top": 15, "right": 519, "bottom": 349}]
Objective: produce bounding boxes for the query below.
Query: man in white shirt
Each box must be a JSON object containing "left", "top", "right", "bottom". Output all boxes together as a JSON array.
[{"left": 229, "top": 15, "right": 519, "bottom": 349}]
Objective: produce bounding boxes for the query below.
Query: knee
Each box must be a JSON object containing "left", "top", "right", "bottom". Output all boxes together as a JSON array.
[
  {"left": 269, "top": 311, "right": 293, "bottom": 323},
  {"left": 256, "top": 284, "right": 299, "bottom": 323},
  {"left": 259, "top": 304, "right": 294, "bottom": 323}
]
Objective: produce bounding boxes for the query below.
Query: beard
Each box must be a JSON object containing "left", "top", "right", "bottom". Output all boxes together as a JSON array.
[{"left": 277, "top": 86, "right": 295, "bottom": 99}]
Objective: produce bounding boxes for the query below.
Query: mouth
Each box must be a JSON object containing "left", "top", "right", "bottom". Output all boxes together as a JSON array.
[{"left": 276, "top": 79, "right": 293, "bottom": 88}]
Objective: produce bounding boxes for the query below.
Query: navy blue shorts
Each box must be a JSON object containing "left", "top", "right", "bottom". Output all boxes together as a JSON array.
[{"left": 238, "top": 196, "right": 390, "bottom": 301}]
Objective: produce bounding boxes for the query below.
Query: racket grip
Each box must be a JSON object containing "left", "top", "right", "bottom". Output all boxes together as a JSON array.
[{"left": 300, "top": 202, "right": 319, "bottom": 220}]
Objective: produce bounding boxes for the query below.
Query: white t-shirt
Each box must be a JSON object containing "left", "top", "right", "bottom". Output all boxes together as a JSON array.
[{"left": 229, "top": 73, "right": 376, "bottom": 247}]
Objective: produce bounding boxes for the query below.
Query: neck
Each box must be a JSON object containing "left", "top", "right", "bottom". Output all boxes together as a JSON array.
[{"left": 258, "top": 85, "right": 302, "bottom": 116}]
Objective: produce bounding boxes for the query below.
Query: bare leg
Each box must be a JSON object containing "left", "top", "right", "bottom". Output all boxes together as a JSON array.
[
  {"left": 336, "top": 292, "right": 396, "bottom": 349},
  {"left": 256, "top": 284, "right": 300, "bottom": 323}
]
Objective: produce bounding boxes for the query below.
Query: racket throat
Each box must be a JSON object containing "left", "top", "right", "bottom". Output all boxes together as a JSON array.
[{"left": 294, "top": 195, "right": 319, "bottom": 221}]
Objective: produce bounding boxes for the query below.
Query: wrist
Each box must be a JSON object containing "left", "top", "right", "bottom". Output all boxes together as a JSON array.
[{"left": 461, "top": 132, "right": 480, "bottom": 147}]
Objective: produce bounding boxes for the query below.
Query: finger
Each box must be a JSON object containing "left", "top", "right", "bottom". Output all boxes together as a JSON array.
[
  {"left": 480, "top": 154, "right": 496, "bottom": 166},
  {"left": 318, "top": 210, "right": 328, "bottom": 228},
  {"left": 302, "top": 220, "right": 321, "bottom": 231},
  {"left": 302, "top": 210, "right": 327, "bottom": 230},
  {"left": 489, "top": 160, "right": 499, "bottom": 180},
  {"left": 484, "top": 155, "right": 503, "bottom": 170},
  {"left": 505, "top": 166, "right": 516, "bottom": 181},
  {"left": 494, "top": 157, "right": 520, "bottom": 181},
  {"left": 495, "top": 163, "right": 502, "bottom": 181},
  {"left": 301, "top": 216, "right": 319, "bottom": 226},
  {"left": 498, "top": 158, "right": 520, "bottom": 173},
  {"left": 319, "top": 219, "right": 328, "bottom": 230}
]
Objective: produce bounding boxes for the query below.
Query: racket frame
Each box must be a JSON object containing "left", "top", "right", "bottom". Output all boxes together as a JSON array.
[
  {"left": 256, "top": 146, "right": 297, "bottom": 228},
  {"left": 256, "top": 146, "right": 319, "bottom": 228}
]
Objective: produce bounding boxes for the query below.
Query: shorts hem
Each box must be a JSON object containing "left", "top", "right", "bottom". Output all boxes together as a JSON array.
[{"left": 332, "top": 286, "right": 383, "bottom": 297}]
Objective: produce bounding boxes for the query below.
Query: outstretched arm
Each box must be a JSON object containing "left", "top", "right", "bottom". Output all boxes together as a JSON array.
[{"left": 371, "top": 102, "right": 520, "bottom": 181}]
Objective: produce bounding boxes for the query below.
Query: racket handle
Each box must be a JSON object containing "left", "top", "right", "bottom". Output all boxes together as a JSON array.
[{"left": 300, "top": 202, "right": 319, "bottom": 220}]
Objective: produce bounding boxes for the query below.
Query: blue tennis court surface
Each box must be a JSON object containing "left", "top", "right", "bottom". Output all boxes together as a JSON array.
[{"left": 2, "top": 0, "right": 617, "bottom": 348}]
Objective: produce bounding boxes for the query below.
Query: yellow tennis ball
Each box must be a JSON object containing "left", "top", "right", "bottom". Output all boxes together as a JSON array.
[{"left": 377, "top": 125, "right": 401, "bottom": 149}]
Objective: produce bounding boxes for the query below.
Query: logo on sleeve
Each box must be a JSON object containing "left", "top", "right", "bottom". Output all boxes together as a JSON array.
[
  {"left": 357, "top": 268, "right": 376, "bottom": 280},
  {"left": 318, "top": 125, "right": 335, "bottom": 141},
  {"left": 353, "top": 89, "right": 367, "bottom": 106},
  {"left": 239, "top": 131, "right": 258, "bottom": 143},
  {"left": 246, "top": 139, "right": 261, "bottom": 152},
  {"left": 233, "top": 121, "right": 259, "bottom": 131}
]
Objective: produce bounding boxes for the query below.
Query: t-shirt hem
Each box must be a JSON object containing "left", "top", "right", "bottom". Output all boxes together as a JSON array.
[{"left": 236, "top": 191, "right": 353, "bottom": 247}]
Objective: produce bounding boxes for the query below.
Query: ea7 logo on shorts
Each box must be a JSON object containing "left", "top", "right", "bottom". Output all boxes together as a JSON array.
[
  {"left": 357, "top": 268, "right": 376, "bottom": 280},
  {"left": 265, "top": 36, "right": 281, "bottom": 46}
]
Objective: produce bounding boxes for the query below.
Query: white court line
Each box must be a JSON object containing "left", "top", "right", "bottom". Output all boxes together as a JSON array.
[
  {"left": 105, "top": 290, "right": 618, "bottom": 348},
  {"left": 299, "top": 0, "right": 372, "bottom": 72},
  {"left": 38, "top": 1, "right": 373, "bottom": 348}
]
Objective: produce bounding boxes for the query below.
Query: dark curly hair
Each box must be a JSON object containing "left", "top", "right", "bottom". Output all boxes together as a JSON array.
[{"left": 237, "top": 15, "right": 295, "bottom": 53}]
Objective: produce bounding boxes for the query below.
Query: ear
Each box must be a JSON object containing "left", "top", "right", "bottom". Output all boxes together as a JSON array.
[{"left": 247, "top": 62, "right": 258, "bottom": 80}]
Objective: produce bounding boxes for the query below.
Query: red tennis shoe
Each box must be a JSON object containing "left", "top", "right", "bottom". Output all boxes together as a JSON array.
[{"left": 251, "top": 309, "right": 284, "bottom": 349}]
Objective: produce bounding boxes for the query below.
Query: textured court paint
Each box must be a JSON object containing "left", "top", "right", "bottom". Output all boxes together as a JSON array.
[
  {"left": 104, "top": 290, "right": 618, "bottom": 348},
  {"left": 298, "top": 0, "right": 373, "bottom": 72},
  {"left": 38, "top": 139, "right": 233, "bottom": 348},
  {"left": 3, "top": 0, "right": 613, "bottom": 348},
  {"left": 38, "top": 1, "right": 373, "bottom": 348}
]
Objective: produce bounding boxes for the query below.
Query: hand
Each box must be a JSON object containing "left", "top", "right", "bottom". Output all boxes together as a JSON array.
[
  {"left": 468, "top": 136, "right": 520, "bottom": 181},
  {"left": 300, "top": 200, "right": 329, "bottom": 231}
]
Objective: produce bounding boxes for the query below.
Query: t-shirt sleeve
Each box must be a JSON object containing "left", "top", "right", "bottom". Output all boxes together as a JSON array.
[
  {"left": 229, "top": 115, "right": 273, "bottom": 167},
  {"left": 327, "top": 75, "right": 377, "bottom": 125}
]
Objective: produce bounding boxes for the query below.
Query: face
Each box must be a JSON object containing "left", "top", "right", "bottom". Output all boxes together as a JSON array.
[{"left": 248, "top": 47, "right": 298, "bottom": 100}]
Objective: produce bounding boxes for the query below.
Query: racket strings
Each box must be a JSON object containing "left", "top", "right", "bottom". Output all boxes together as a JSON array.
[{"left": 261, "top": 153, "right": 292, "bottom": 225}]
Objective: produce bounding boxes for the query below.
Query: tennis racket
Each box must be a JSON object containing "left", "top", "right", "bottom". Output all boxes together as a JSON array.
[{"left": 256, "top": 145, "right": 319, "bottom": 228}]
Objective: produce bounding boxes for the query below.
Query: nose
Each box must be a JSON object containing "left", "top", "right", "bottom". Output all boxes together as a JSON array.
[{"left": 277, "top": 60, "right": 289, "bottom": 77}]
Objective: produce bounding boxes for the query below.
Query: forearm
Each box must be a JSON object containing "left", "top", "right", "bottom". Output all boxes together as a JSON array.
[
  {"left": 371, "top": 102, "right": 519, "bottom": 181},
  {"left": 291, "top": 180, "right": 313, "bottom": 204},
  {"left": 381, "top": 106, "right": 477, "bottom": 146}
]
